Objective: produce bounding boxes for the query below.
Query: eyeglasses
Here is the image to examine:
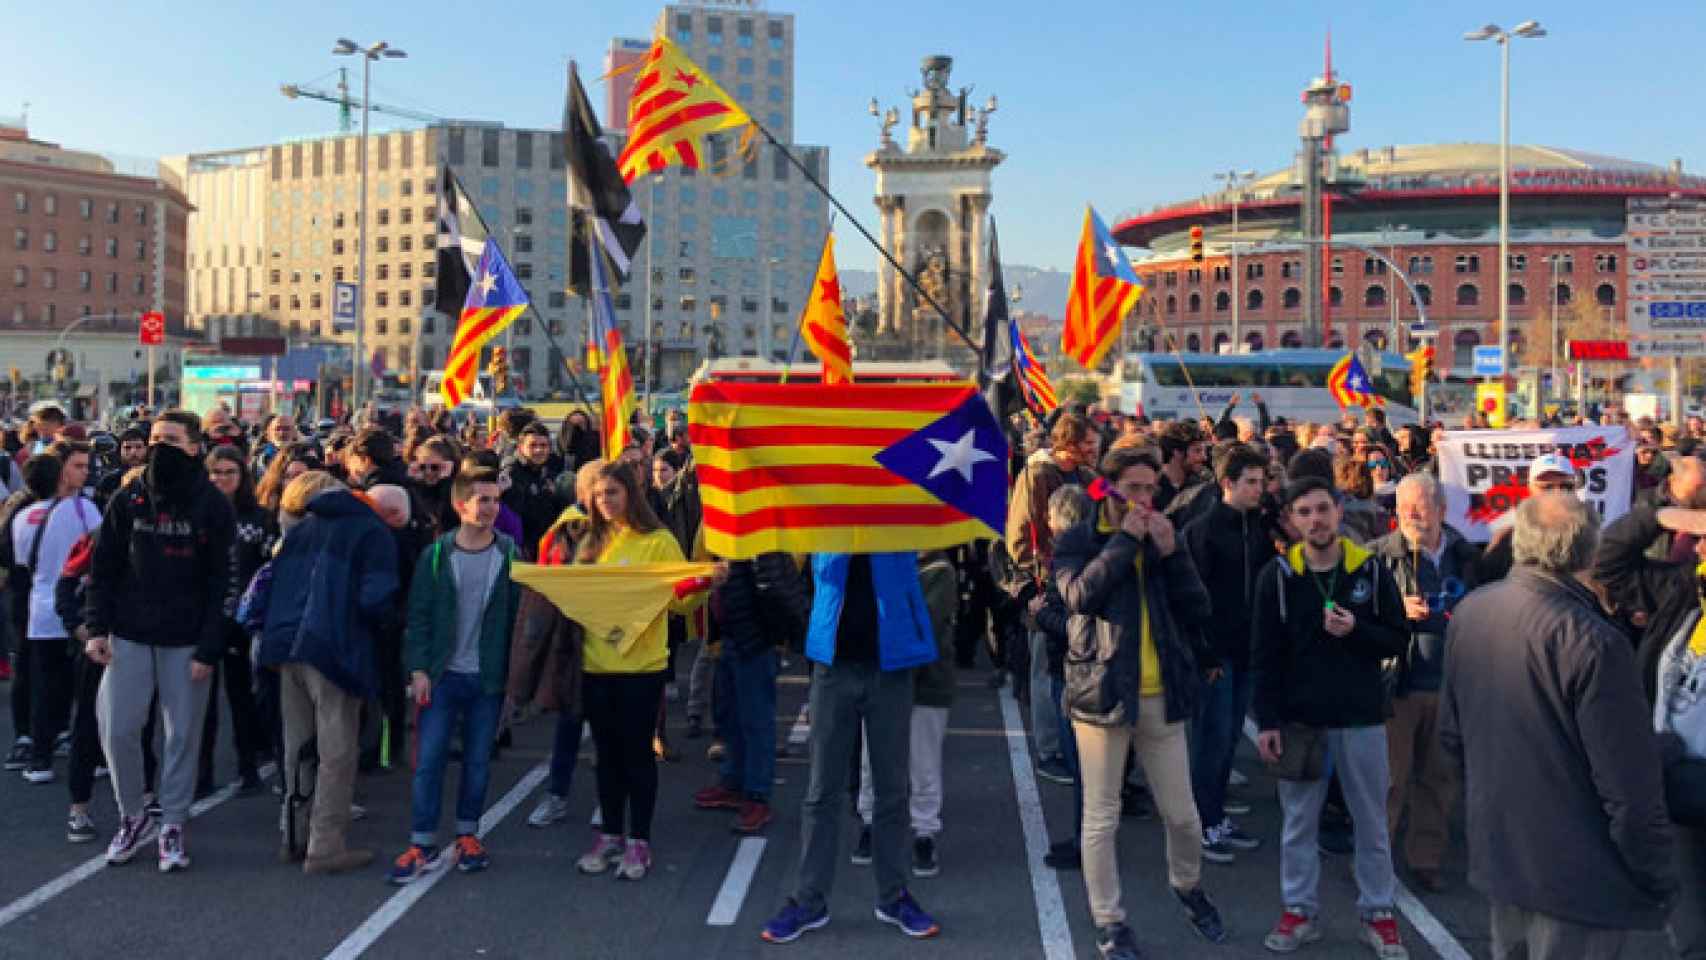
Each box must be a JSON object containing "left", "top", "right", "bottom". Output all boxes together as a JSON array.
[
  {"left": 1367, "top": 460, "right": 1391, "bottom": 471},
  {"left": 209, "top": 467, "right": 243, "bottom": 478},
  {"left": 416, "top": 461, "right": 452, "bottom": 476}
]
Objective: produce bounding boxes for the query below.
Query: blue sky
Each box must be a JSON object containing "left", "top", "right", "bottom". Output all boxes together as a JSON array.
[{"left": 9, "top": 0, "right": 1706, "bottom": 273}]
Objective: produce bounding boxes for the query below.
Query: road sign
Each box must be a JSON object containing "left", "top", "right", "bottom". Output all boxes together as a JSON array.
[
  {"left": 332, "top": 282, "right": 359, "bottom": 334},
  {"left": 139, "top": 311, "right": 164, "bottom": 346},
  {"left": 1407, "top": 321, "right": 1439, "bottom": 339},
  {"left": 1472, "top": 345, "right": 1505, "bottom": 376},
  {"left": 1631, "top": 337, "right": 1706, "bottom": 358},
  {"left": 1629, "top": 299, "right": 1706, "bottom": 335},
  {"left": 1475, "top": 382, "right": 1507, "bottom": 428},
  {"left": 1567, "top": 340, "right": 1630, "bottom": 361}
]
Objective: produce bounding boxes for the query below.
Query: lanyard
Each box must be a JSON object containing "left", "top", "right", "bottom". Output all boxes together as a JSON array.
[{"left": 1310, "top": 565, "right": 1339, "bottom": 612}]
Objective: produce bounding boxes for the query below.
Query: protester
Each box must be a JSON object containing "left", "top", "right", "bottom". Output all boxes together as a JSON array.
[
  {"left": 1443, "top": 492, "right": 1678, "bottom": 957},
  {"left": 198, "top": 445, "right": 272, "bottom": 797},
  {"left": 85, "top": 410, "right": 236, "bottom": 871},
  {"left": 256, "top": 442, "right": 324, "bottom": 518},
  {"left": 95, "top": 427, "right": 147, "bottom": 504},
  {"left": 501, "top": 422, "right": 564, "bottom": 559},
  {"left": 3, "top": 454, "right": 57, "bottom": 766},
  {"left": 1251, "top": 476, "right": 1410, "bottom": 958}
]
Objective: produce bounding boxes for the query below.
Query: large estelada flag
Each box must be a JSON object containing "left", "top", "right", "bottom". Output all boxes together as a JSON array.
[
  {"left": 1063, "top": 205, "right": 1144, "bottom": 369},
  {"left": 688, "top": 381, "right": 1009, "bottom": 559},
  {"left": 443, "top": 242, "right": 528, "bottom": 408},
  {"left": 797, "top": 234, "right": 853, "bottom": 384},
  {"left": 617, "top": 34, "right": 753, "bottom": 183}
]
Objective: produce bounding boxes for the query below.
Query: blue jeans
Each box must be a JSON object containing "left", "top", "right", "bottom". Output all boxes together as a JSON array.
[
  {"left": 1190, "top": 662, "right": 1254, "bottom": 828},
  {"left": 410, "top": 671, "right": 502, "bottom": 845},
  {"left": 548, "top": 710, "right": 582, "bottom": 798},
  {"left": 718, "top": 649, "right": 778, "bottom": 801}
]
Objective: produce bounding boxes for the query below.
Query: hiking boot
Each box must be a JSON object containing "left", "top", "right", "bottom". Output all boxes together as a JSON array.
[
  {"left": 67, "top": 810, "right": 97, "bottom": 844},
  {"left": 104, "top": 813, "right": 159, "bottom": 865},
  {"left": 157, "top": 825, "right": 190, "bottom": 873},
  {"left": 304, "top": 848, "right": 375, "bottom": 875},
  {"left": 732, "top": 800, "right": 773, "bottom": 834},
  {"left": 526, "top": 793, "right": 571, "bottom": 828},
  {"left": 874, "top": 889, "right": 939, "bottom": 938},
  {"left": 1217, "top": 817, "right": 1262, "bottom": 850},
  {"left": 1036, "top": 756, "right": 1074, "bottom": 785},
  {"left": 1264, "top": 909, "right": 1322, "bottom": 953},
  {"left": 1175, "top": 886, "right": 1228, "bottom": 944},
  {"left": 693, "top": 784, "right": 743, "bottom": 810},
  {"left": 388, "top": 844, "right": 437, "bottom": 885},
  {"left": 912, "top": 835, "right": 939, "bottom": 878},
  {"left": 850, "top": 825, "right": 873, "bottom": 865},
  {"left": 1096, "top": 922, "right": 1146, "bottom": 960},
  {"left": 4, "top": 738, "right": 32, "bottom": 770},
  {"left": 1200, "top": 824, "right": 1237, "bottom": 864},
  {"left": 761, "top": 898, "right": 830, "bottom": 944},
  {"left": 1361, "top": 910, "right": 1409, "bottom": 959},
  {"left": 614, "top": 839, "right": 652, "bottom": 880},
  {"left": 576, "top": 833, "right": 625, "bottom": 875},
  {"left": 453, "top": 834, "right": 490, "bottom": 873}
]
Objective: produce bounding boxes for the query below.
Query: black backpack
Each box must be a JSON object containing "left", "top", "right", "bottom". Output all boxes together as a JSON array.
[{"left": 0, "top": 489, "right": 40, "bottom": 576}]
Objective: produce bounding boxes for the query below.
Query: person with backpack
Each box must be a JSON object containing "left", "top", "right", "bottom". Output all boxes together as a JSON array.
[{"left": 1, "top": 454, "right": 55, "bottom": 769}]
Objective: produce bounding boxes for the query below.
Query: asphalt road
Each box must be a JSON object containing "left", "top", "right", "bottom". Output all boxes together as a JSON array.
[{"left": 0, "top": 647, "right": 1671, "bottom": 959}]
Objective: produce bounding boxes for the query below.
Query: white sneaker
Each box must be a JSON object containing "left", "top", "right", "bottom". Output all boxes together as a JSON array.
[
  {"left": 105, "top": 813, "right": 158, "bottom": 865},
  {"left": 157, "top": 825, "right": 190, "bottom": 873},
  {"left": 589, "top": 804, "right": 603, "bottom": 829},
  {"left": 1228, "top": 768, "right": 1249, "bottom": 788},
  {"left": 528, "top": 793, "right": 571, "bottom": 828}
]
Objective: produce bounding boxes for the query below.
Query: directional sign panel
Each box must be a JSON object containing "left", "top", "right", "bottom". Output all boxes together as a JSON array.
[
  {"left": 1628, "top": 299, "right": 1706, "bottom": 335},
  {"left": 1631, "top": 337, "right": 1706, "bottom": 358}
]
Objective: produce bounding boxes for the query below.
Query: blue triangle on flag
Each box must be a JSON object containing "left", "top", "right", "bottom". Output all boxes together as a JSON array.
[{"left": 873, "top": 392, "right": 1010, "bottom": 534}]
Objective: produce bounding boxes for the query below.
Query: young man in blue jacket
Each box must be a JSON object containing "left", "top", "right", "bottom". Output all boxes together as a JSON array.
[{"left": 761, "top": 552, "right": 941, "bottom": 945}]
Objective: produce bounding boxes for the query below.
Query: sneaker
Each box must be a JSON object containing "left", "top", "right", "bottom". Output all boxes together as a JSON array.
[
  {"left": 614, "top": 838, "right": 652, "bottom": 880},
  {"left": 706, "top": 739, "right": 726, "bottom": 762},
  {"left": 1217, "top": 817, "right": 1262, "bottom": 850},
  {"left": 104, "top": 813, "right": 159, "bottom": 865},
  {"left": 589, "top": 804, "right": 603, "bottom": 829},
  {"left": 850, "top": 825, "right": 873, "bottom": 865},
  {"left": 912, "top": 835, "right": 939, "bottom": 878},
  {"left": 1175, "top": 886, "right": 1228, "bottom": 944},
  {"left": 693, "top": 784, "right": 744, "bottom": 810},
  {"left": 1096, "top": 922, "right": 1146, "bottom": 960},
  {"left": 93, "top": 765, "right": 109, "bottom": 780},
  {"left": 527, "top": 793, "right": 571, "bottom": 828},
  {"left": 1200, "top": 825, "right": 1237, "bottom": 864},
  {"left": 732, "top": 800, "right": 773, "bottom": 834},
  {"left": 67, "top": 810, "right": 97, "bottom": 844},
  {"left": 157, "top": 825, "right": 190, "bottom": 873},
  {"left": 685, "top": 714, "right": 705, "bottom": 739},
  {"left": 874, "top": 889, "right": 940, "bottom": 938},
  {"left": 1228, "top": 768, "right": 1249, "bottom": 788},
  {"left": 22, "top": 765, "right": 54, "bottom": 784},
  {"left": 1044, "top": 838, "right": 1081, "bottom": 871},
  {"left": 453, "top": 834, "right": 490, "bottom": 873},
  {"left": 1036, "top": 756, "right": 1074, "bottom": 785},
  {"left": 0, "top": 656, "right": 11, "bottom": 682},
  {"left": 4, "top": 738, "right": 31, "bottom": 770},
  {"left": 1224, "top": 798, "right": 1253, "bottom": 816},
  {"left": 54, "top": 731, "right": 71, "bottom": 758},
  {"left": 576, "top": 833, "right": 625, "bottom": 875},
  {"left": 1360, "top": 910, "right": 1409, "bottom": 959},
  {"left": 388, "top": 844, "right": 437, "bottom": 885},
  {"left": 760, "top": 898, "right": 830, "bottom": 944},
  {"left": 1264, "top": 909, "right": 1322, "bottom": 953}
]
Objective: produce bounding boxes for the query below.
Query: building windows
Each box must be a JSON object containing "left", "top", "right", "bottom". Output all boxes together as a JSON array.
[
  {"left": 106, "top": 202, "right": 120, "bottom": 224},
  {"left": 399, "top": 290, "right": 412, "bottom": 308},
  {"left": 134, "top": 239, "right": 146, "bottom": 261},
  {"left": 77, "top": 270, "right": 90, "bottom": 291},
  {"left": 11, "top": 266, "right": 26, "bottom": 287},
  {"left": 1332, "top": 257, "right": 1344, "bottom": 275},
  {"left": 767, "top": 85, "right": 784, "bottom": 103},
  {"left": 1407, "top": 254, "right": 1434, "bottom": 275},
  {"left": 42, "top": 230, "right": 55, "bottom": 252},
  {"left": 738, "top": 57, "right": 754, "bottom": 75},
  {"left": 767, "top": 59, "right": 783, "bottom": 77},
  {"left": 1596, "top": 283, "right": 1617, "bottom": 306},
  {"left": 1415, "top": 283, "right": 1432, "bottom": 305},
  {"left": 481, "top": 128, "right": 500, "bottom": 167},
  {"left": 1456, "top": 283, "right": 1479, "bottom": 306},
  {"left": 376, "top": 264, "right": 389, "bottom": 281},
  {"left": 1212, "top": 265, "right": 1230, "bottom": 283},
  {"left": 1555, "top": 283, "right": 1573, "bottom": 305},
  {"left": 675, "top": 12, "right": 692, "bottom": 43},
  {"left": 107, "top": 273, "right": 118, "bottom": 293},
  {"left": 1595, "top": 253, "right": 1618, "bottom": 273},
  {"left": 400, "top": 208, "right": 413, "bottom": 225},
  {"left": 12, "top": 228, "right": 25, "bottom": 251},
  {"left": 1508, "top": 253, "right": 1527, "bottom": 271},
  {"left": 41, "top": 304, "right": 55, "bottom": 326},
  {"left": 400, "top": 263, "right": 413, "bottom": 280},
  {"left": 737, "top": 17, "right": 754, "bottom": 47},
  {"left": 515, "top": 263, "right": 532, "bottom": 280},
  {"left": 768, "top": 19, "right": 784, "bottom": 50},
  {"left": 401, "top": 236, "right": 414, "bottom": 252},
  {"left": 269, "top": 295, "right": 281, "bottom": 310},
  {"left": 376, "top": 292, "right": 389, "bottom": 308},
  {"left": 1247, "top": 289, "right": 1265, "bottom": 311},
  {"left": 1455, "top": 254, "right": 1481, "bottom": 274},
  {"left": 1329, "top": 286, "right": 1343, "bottom": 307},
  {"left": 707, "top": 54, "right": 724, "bottom": 73},
  {"left": 377, "top": 209, "right": 390, "bottom": 227},
  {"left": 1164, "top": 295, "right": 1177, "bottom": 315},
  {"left": 1365, "top": 285, "right": 1387, "bottom": 307},
  {"left": 1214, "top": 291, "right": 1230, "bottom": 312},
  {"left": 1246, "top": 262, "right": 1264, "bottom": 280},
  {"left": 515, "top": 131, "right": 533, "bottom": 168},
  {"left": 376, "top": 237, "right": 389, "bottom": 253},
  {"left": 78, "top": 198, "right": 92, "bottom": 220},
  {"left": 737, "top": 83, "right": 754, "bottom": 103},
  {"left": 105, "top": 237, "right": 118, "bottom": 257},
  {"left": 1282, "top": 287, "right": 1301, "bottom": 309},
  {"left": 548, "top": 291, "right": 566, "bottom": 309},
  {"left": 78, "top": 235, "right": 91, "bottom": 255},
  {"left": 515, "top": 206, "right": 534, "bottom": 225},
  {"left": 1280, "top": 260, "right": 1296, "bottom": 279},
  {"left": 11, "top": 191, "right": 25, "bottom": 213},
  {"left": 132, "top": 275, "right": 145, "bottom": 294},
  {"left": 681, "top": 295, "right": 699, "bottom": 312},
  {"left": 309, "top": 292, "right": 322, "bottom": 310},
  {"left": 333, "top": 239, "right": 345, "bottom": 255},
  {"left": 1508, "top": 283, "right": 1526, "bottom": 306},
  {"left": 38, "top": 193, "right": 60, "bottom": 216},
  {"left": 707, "top": 14, "right": 723, "bottom": 44},
  {"left": 1364, "top": 257, "right": 1386, "bottom": 275}
]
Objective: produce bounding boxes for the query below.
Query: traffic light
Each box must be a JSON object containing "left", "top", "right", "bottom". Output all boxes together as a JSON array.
[
  {"left": 488, "top": 346, "right": 510, "bottom": 395},
  {"left": 1189, "top": 225, "right": 1204, "bottom": 263},
  {"left": 1406, "top": 345, "right": 1434, "bottom": 399}
]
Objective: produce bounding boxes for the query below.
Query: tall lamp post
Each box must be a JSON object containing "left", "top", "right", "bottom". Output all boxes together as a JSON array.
[
  {"left": 1464, "top": 20, "right": 1545, "bottom": 381},
  {"left": 332, "top": 37, "right": 408, "bottom": 412},
  {"left": 1214, "top": 169, "right": 1256, "bottom": 350}
]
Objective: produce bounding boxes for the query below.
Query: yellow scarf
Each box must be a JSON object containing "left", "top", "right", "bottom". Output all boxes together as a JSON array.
[{"left": 1692, "top": 561, "right": 1706, "bottom": 657}]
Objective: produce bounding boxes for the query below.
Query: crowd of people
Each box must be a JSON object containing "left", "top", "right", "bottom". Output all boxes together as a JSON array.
[{"left": 2, "top": 391, "right": 1704, "bottom": 959}]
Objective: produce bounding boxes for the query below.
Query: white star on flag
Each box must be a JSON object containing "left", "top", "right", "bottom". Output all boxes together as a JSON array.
[
  {"left": 926, "top": 428, "right": 997, "bottom": 483},
  {"left": 1104, "top": 243, "right": 1122, "bottom": 268},
  {"left": 475, "top": 269, "right": 498, "bottom": 301}
]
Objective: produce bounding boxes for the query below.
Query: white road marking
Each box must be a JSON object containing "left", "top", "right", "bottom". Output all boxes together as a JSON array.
[
  {"left": 998, "top": 685, "right": 1075, "bottom": 960},
  {"left": 1238, "top": 721, "right": 1470, "bottom": 960},
  {"left": 0, "top": 763, "right": 276, "bottom": 930},
  {"left": 323, "top": 762, "right": 548, "bottom": 960},
  {"left": 706, "top": 837, "right": 767, "bottom": 926}
]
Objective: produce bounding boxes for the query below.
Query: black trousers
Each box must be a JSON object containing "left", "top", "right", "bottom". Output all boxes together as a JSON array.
[
  {"left": 198, "top": 648, "right": 264, "bottom": 786},
  {"left": 584, "top": 672, "right": 666, "bottom": 841},
  {"left": 8, "top": 589, "right": 30, "bottom": 743},
  {"left": 28, "top": 637, "right": 76, "bottom": 769}
]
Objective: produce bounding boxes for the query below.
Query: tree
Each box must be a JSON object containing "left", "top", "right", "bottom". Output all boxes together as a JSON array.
[
  {"left": 1060, "top": 376, "right": 1102, "bottom": 408},
  {"left": 1525, "top": 295, "right": 1619, "bottom": 367}
]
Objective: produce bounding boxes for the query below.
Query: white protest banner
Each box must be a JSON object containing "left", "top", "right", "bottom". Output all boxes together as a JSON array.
[{"left": 1436, "top": 426, "right": 1635, "bottom": 543}]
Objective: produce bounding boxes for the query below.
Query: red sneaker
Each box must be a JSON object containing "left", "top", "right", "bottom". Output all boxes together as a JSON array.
[
  {"left": 693, "top": 785, "right": 742, "bottom": 810},
  {"left": 0, "top": 657, "right": 12, "bottom": 682},
  {"left": 732, "top": 800, "right": 773, "bottom": 834}
]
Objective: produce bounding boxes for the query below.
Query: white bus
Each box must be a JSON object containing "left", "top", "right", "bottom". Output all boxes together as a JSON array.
[
  {"left": 419, "top": 370, "right": 522, "bottom": 417},
  {"left": 1115, "top": 349, "right": 1419, "bottom": 426}
]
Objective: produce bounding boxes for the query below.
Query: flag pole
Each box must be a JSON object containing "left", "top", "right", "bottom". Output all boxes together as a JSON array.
[
  {"left": 750, "top": 122, "right": 978, "bottom": 358},
  {"left": 527, "top": 301, "right": 598, "bottom": 411},
  {"left": 779, "top": 215, "right": 837, "bottom": 386},
  {"left": 1160, "top": 329, "right": 1211, "bottom": 424}
]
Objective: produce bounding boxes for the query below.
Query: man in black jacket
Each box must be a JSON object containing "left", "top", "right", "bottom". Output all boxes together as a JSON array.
[
  {"left": 501, "top": 422, "right": 565, "bottom": 559},
  {"left": 1444, "top": 492, "right": 1677, "bottom": 957},
  {"left": 1181, "top": 441, "right": 1274, "bottom": 864},
  {"left": 1251, "top": 477, "right": 1410, "bottom": 957},
  {"left": 1370, "top": 472, "right": 1481, "bottom": 894},
  {"left": 84, "top": 410, "right": 235, "bottom": 872}
]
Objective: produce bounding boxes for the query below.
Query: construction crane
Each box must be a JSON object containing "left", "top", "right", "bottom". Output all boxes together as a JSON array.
[{"left": 279, "top": 67, "right": 439, "bottom": 130}]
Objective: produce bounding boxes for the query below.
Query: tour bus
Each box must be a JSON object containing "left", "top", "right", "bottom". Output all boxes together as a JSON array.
[{"left": 1115, "top": 349, "right": 1419, "bottom": 426}]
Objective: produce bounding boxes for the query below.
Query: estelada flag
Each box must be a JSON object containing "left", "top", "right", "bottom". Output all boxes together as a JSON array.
[
  {"left": 688, "top": 380, "right": 1009, "bottom": 559},
  {"left": 1063, "top": 205, "right": 1144, "bottom": 370},
  {"left": 617, "top": 34, "right": 753, "bottom": 183},
  {"left": 798, "top": 234, "right": 853, "bottom": 384},
  {"left": 1327, "top": 352, "right": 1384, "bottom": 409},
  {"left": 443, "top": 241, "right": 527, "bottom": 408}
]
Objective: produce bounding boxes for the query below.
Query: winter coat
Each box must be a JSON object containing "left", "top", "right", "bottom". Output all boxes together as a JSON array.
[
  {"left": 913, "top": 554, "right": 958, "bottom": 709},
  {"left": 805, "top": 552, "right": 937, "bottom": 672},
  {"left": 1181, "top": 497, "right": 1278, "bottom": 671},
  {"left": 1439, "top": 567, "right": 1678, "bottom": 930},
  {"left": 1053, "top": 513, "right": 1216, "bottom": 727},
  {"left": 1596, "top": 504, "right": 1699, "bottom": 691},
  {"left": 1004, "top": 451, "right": 1094, "bottom": 587},
  {"left": 1249, "top": 538, "right": 1408, "bottom": 731},
  {"left": 506, "top": 526, "right": 584, "bottom": 715},
  {"left": 404, "top": 530, "right": 521, "bottom": 696},
  {"left": 256, "top": 490, "right": 399, "bottom": 699},
  {"left": 713, "top": 552, "right": 809, "bottom": 661},
  {"left": 501, "top": 457, "right": 564, "bottom": 559},
  {"left": 1369, "top": 525, "right": 1483, "bottom": 695}
]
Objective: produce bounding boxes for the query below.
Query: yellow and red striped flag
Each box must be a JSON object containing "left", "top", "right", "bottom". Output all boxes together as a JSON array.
[
  {"left": 1063, "top": 205, "right": 1144, "bottom": 369},
  {"left": 617, "top": 35, "right": 753, "bottom": 183},
  {"left": 798, "top": 234, "right": 854, "bottom": 385},
  {"left": 442, "top": 241, "right": 528, "bottom": 408},
  {"left": 586, "top": 235, "right": 636, "bottom": 460},
  {"left": 688, "top": 380, "right": 1008, "bottom": 559}
]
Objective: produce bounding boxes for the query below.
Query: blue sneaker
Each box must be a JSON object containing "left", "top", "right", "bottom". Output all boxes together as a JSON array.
[
  {"left": 453, "top": 835, "right": 490, "bottom": 873},
  {"left": 387, "top": 844, "right": 437, "bottom": 885},
  {"left": 875, "top": 889, "right": 940, "bottom": 938},
  {"left": 760, "top": 898, "right": 830, "bottom": 944}
]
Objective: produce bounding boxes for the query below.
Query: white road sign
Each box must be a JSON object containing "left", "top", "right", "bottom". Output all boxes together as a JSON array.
[
  {"left": 1631, "top": 337, "right": 1706, "bottom": 358},
  {"left": 1629, "top": 299, "right": 1706, "bottom": 335},
  {"left": 1631, "top": 276, "right": 1706, "bottom": 297}
]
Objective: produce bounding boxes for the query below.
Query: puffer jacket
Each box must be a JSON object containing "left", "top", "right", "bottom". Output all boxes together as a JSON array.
[
  {"left": 1052, "top": 511, "right": 1216, "bottom": 727},
  {"left": 714, "top": 552, "right": 809, "bottom": 660}
]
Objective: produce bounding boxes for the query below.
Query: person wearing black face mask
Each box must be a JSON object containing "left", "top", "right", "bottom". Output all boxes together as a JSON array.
[
  {"left": 83, "top": 410, "right": 236, "bottom": 872},
  {"left": 408, "top": 435, "right": 461, "bottom": 537}
]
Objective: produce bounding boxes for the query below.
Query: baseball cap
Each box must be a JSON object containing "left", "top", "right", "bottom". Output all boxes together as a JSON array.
[{"left": 1530, "top": 453, "right": 1577, "bottom": 481}]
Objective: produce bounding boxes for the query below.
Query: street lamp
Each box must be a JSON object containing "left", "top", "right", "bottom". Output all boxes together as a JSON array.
[
  {"left": 331, "top": 37, "right": 408, "bottom": 411},
  {"left": 1465, "top": 20, "right": 1545, "bottom": 380},
  {"left": 1214, "top": 169, "right": 1257, "bottom": 350}
]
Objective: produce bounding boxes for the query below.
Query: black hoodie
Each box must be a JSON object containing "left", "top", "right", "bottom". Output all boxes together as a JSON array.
[{"left": 85, "top": 444, "right": 236, "bottom": 664}]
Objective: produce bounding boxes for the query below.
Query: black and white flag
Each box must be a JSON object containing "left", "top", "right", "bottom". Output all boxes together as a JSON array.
[{"left": 565, "top": 60, "right": 645, "bottom": 297}]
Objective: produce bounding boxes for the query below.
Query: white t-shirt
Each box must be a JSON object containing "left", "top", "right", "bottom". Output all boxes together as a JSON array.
[{"left": 9, "top": 496, "right": 100, "bottom": 639}]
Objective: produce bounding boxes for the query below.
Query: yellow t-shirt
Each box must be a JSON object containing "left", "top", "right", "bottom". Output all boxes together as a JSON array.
[
  {"left": 1134, "top": 552, "right": 1163, "bottom": 697},
  {"left": 574, "top": 526, "right": 697, "bottom": 675}
]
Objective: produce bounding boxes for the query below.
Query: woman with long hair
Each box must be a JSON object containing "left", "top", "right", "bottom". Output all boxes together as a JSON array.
[
  {"left": 198, "top": 446, "right": 274, "bottom": 796},
  {"left": 256, "top": 442, "right": 324, "bottom": 518},
  {"left": 574, "top": 461, "right": 699, "bottom": 881}
]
